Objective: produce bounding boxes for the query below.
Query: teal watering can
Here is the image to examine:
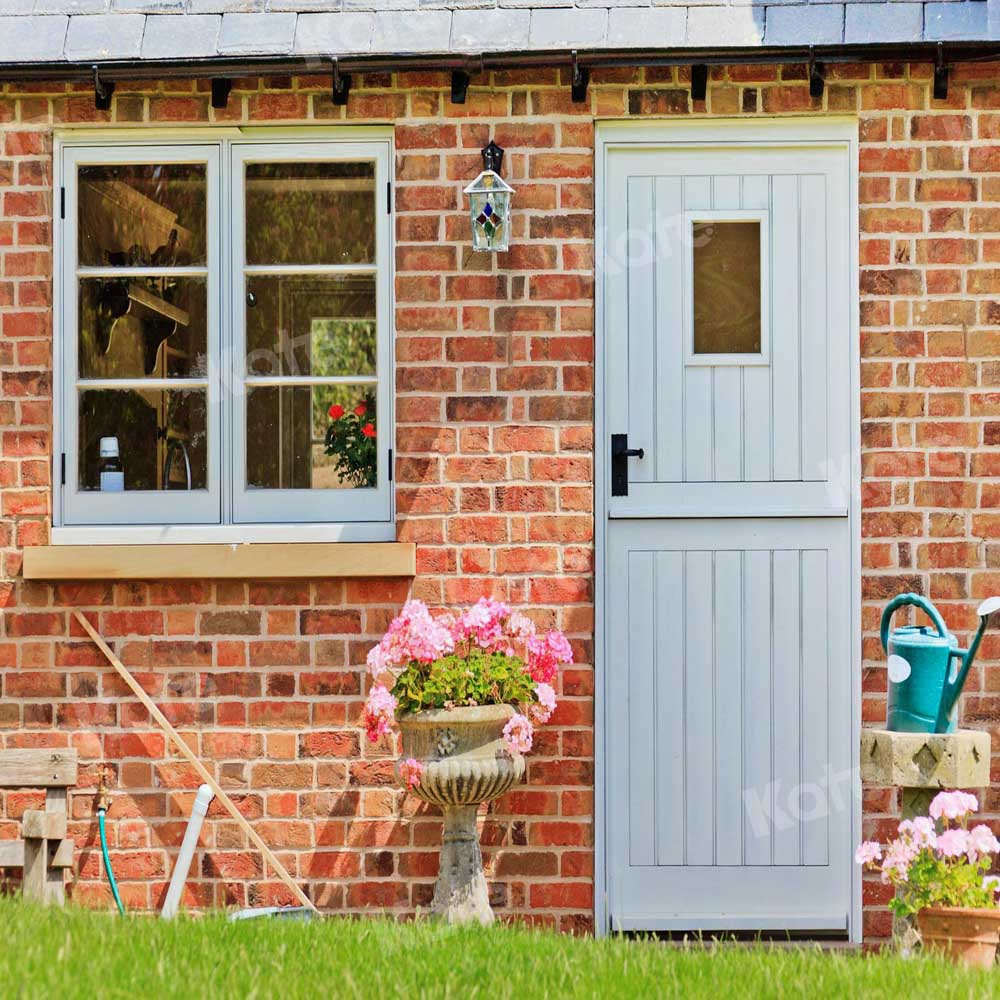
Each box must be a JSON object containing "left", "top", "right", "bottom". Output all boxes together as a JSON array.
[{"left": 880, "top": 593, "right": 1000, "bottom": 734}]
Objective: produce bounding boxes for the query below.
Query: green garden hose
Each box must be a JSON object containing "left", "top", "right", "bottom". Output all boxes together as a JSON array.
[{"left": 97, "top": 808, "right": 125, "bottom": 917}]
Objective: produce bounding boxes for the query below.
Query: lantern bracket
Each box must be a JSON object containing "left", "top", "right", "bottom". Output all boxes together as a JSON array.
[{"left": 481, "top": 140, "right": 504, "bottom": 174}]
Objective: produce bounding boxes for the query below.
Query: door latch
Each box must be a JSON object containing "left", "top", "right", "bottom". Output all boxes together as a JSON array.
[{"left": 611, "top": 434, "right": 644, "bottom": 497}]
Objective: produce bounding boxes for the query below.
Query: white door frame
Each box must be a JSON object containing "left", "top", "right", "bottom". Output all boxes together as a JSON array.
[{"left": 593, "top": 117, "right": 861, "bottom": 940}]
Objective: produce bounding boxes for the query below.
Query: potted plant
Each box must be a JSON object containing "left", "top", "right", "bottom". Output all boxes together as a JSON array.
[
  {"left": 362, "top": 597, "right": 572, "bottom": 924},
  {"left": 857, "top": 790, "right": 1000, "bottom": 967},
  {"left": 324, "top": 393, "right": 377, "bottom": 488}
]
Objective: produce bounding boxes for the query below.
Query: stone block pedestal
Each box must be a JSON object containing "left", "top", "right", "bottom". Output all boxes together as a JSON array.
[{"left": 860, "top": 728, "right": 992, "bottom": 950}]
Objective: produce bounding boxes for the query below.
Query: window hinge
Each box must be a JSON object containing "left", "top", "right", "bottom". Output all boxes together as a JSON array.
[
  {"left": 386, "top": 181, "right": 391, "bottom": 214},
  {"left": 388, "top": 447, "right": 393, "bottom": 482},
  {"left": 60, "top": 187, "right": 65, "bottom": 220},
  {"left": 60, "top": 453, "right": 66, "bottom": 486}
]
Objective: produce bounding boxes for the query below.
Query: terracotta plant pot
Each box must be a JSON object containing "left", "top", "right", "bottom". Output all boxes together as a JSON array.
[
  {"left": 397, "top": 704, "right": 524, "bottom": 925},
  {"left": 917, "top": 906, "right": 1000, "bottom": 968}
]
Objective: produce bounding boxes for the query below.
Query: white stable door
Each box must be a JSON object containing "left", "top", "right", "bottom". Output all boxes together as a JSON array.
[{"left": 601, "top": 125, "right": 857, "bottom": 934}]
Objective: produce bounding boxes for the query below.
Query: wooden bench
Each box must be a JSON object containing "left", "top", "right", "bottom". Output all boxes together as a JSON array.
[{"left": 0, "top": 749, "right": 77, "bottom": 904}]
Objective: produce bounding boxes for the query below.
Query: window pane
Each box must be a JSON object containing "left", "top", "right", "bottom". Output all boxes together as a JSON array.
[
  {"left": 247, "top": 385, "right": 376, "bottom": 490},
  {"left": 692, "top": 221, "right": 762, "bottom": 355},
  {"left": 78, "top": 388, "right": 208, "bottom": 491},
  {"left": 78, "top": 164, "right": 207, "bottom": 268},
  {"left": 244, "top": 162, "right": 375, "bottom": 266},
  {"left": 245, "top": 275, "right": 375, "bottom": 378},
  {"left": 78, "top": 277, "right": 208, "bottom": 379}
]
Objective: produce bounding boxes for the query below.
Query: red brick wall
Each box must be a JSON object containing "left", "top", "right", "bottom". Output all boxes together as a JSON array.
[{"left": 0, "top": 62, "right": 999, "bottom": 941}]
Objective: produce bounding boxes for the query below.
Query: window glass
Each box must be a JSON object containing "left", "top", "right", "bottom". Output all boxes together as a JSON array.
[
  {"left": 77, "top": 163, "right": 207, "bottom": 268},
  {"left": 246, "top": 385, "right": 376, "bottom": 490},
  {"left": 78, "top": 387, "right": 208, "bottom": 492},
  {"left": 244, "top": 162, "right": 375, "bottom": 266},
  {"left": 78, "top": 276, "right": 208, "bottom": 379},
  {"left": 692, "top": 220, "right": 762, "bottom": 355}
]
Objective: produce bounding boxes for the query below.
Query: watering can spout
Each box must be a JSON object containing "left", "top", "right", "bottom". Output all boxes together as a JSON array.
[{"left": 932, "top": 596, "right": 1000, "bottom": 733}]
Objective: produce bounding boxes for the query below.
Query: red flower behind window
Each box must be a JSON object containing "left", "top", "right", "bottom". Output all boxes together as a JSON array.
[{"left": 362, "top": 422, "right": 376, "bottom": 439}]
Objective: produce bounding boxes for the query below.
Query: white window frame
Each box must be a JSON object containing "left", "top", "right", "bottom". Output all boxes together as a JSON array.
[
  {"left": 52, "top": 129, "right": 395, "bottom": 545},
  {"left": 683, "top": 208, "right": 771, "bottom": 368}
]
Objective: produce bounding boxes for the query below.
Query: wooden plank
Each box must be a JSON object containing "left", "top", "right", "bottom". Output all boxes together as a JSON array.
[
  {"left": 23, "top": 541, "right": 416, "bottom": 581},
  {"left": 0, "top": 749, "right": 77, "bottom": 788},
  {"left": 627, "top": 176, "right": 656, "bottom": 487},
  {"left": 741, "top": 175, "right": 772, "bottom": 483},
  {"left": 23, "top": 810, "right": 66, "bottom": 841},
  {"left": 655, "top": 551, "right": 685, "bottom": 866},
  {"left": 0, "top": 838, "right": 74, "bottom": 869},
  {"left": 627, "top": 550, "right": 656, "bottom": 866},
  {"left": 22, "top": 836, "right": 47, "bottom": 902},
  {"left": 127, "top": 282, "right": 191, "bottom": 327},
  {"left": 743, "top": 549, "right": 774, "bottom": 866},
  {"left": 73, "top": 611, "right": 319, "bottom": 915},
  {"left": 770, "top": 175, "right": 801, "bottom": 482},
  {"left": 684, "top": 550, "right": 715, "bottom": 866},
  {"left": 44, "top": 787, "right": 68, "bottom": 905},
  {"left": 714, "top": 550, "right": 744, "bottom": 866}
]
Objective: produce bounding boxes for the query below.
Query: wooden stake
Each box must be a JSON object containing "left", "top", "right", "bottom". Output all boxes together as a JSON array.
[{"left": 73, "top": 611, "right": 318, "bottom": 915}]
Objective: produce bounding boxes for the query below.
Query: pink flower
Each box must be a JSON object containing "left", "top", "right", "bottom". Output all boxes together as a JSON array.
[
  {"left": 526, "top": 630, "right": 573, "bottom": 684},
  {"left": 898, "top": 816, "right": 936, "bottom": 850},
  {"left": 502, "top": 713, "right": 533, "bottom": 755},
  {"left": 929, "top": 790, "right": 979, "bottom": 821},
  {"left": 455, "top": 596, "right": 511, "bottom": 650},
  {"left": 363, "top": 684, "right": 397, "bottom": 743},
  {"left": 528, "top": 682, "right": 557, "bottom": 725},
  {"left": 399, "top": 757, "right": 424, "bottom": 790},
  {"left": 855, "top": 841, "right": 882, "bottom": 866},
  {"left": 881, "top": 838, "right": 918, "bottom": 883},
  {"left": 366, "top": 599, "right": 456, "bottom": 676},
  {"left": 936, "top": 827, "right": 970, "bottom": 858},
  {"left": 507, "top": 611, "right": 536, "bottom": 640},
  {"left": 966, "top": 824, "right": 1000, "bottom": 861}
]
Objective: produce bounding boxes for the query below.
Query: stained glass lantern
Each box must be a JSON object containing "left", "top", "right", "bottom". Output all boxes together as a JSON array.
[{"left": 464, "top": 140, "right": 514, "bottom": 253}]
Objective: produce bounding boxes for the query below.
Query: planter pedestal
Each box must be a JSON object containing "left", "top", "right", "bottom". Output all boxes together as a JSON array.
[
  {"left": 398, "top": 705, "right": 525, "bottom": 926},
  {"left": 860, "top": 728, "right": 991, "bottom": 951}
]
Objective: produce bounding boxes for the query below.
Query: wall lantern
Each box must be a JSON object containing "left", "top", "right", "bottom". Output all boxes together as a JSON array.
[{"left": 464, "top": 140, "right": 514, "bottom": 253}]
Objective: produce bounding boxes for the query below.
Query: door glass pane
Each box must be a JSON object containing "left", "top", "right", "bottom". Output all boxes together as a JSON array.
[
  {"left": 244, "top": 162, "right": 375, "bottom": 266},
  {"left": 692, "top": 221, "right": 762, "bottom": 355},
  {"left": 245, "top": 275, "right": 375, "bottom": 378},
  {"left": 247, "top": 385, "right": 377, "bottom": 490},
  {"left": 78, "top": 388, "right": 208, "bottom": 492},
  {"left": 78, "top": 163, "right": 207, "bottom": 268},
  {"left": 78, "top": 276, "right": 208, "bottom": 379}
]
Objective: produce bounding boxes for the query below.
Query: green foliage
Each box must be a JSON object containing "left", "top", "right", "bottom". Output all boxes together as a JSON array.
[
  {"left": 0, "top": 896, "right": 996, "bottom": 999},
  {"left": 393, "top": 648, "right": 536, "bottom": 716},
  {"left": 323, "top": 390, "right": 377, "bottom": 488},
  {"left": 890, "top": 851, "right": 996, "bottom": 918}
]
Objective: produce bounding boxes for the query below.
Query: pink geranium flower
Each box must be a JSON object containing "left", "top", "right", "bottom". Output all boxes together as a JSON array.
[
  {"left": 528, "top": 682, "right": 557, "bottom": 725},
  {"left": 363, "top": 684, "right": 397, "bottom": 743},
  {"left": 526, "top": 630, "right": 573, "bottom": 684},
  {"left": 502, "top": 713, "right": 533, "bottom": 754},
  {"left": 967, "top": 824, "right": 1000, "bottom": 861},
  {"left": 399, "top": 757, "right": 424, "bottom": 790},
  {"left": 366, "top": 598, "right": 455, "bottom": 677},
  {"left": 936, "top": 827, "right": 970, "bottom": 858},
  {"left": 855, "top": 841, "right": 882, "bottom": 865},
  {"left": 929, "top": 790, "right": 978, "bottom": 821}
]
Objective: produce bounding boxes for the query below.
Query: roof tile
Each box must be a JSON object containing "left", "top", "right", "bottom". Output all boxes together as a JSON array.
[
  {"left": 608, "top": 5, "right": 685, "bottom": 45},
  {"left": 371, "top": 9, "right": 451, "bottom": 51},
  {"left": 218, "top": 11, "right": 298, "bottom": 52},
  {"left": 686, "top": 5, "right": 763, "bottom": 44},
  {"left": 0, "top": 14, "right": 69, "bottom": 61},
  {"left": 451, "top": 8, "right": 531, "bottom": 49},
  {"left": 294, "top": 11, "right": 375, "bottom": 53},
  {"left": 845, "top": 2, "right": 922, "bottom": 42},
  {"left": 764, "top": 3, "right": 844, "bottom": 44},
  {"left": 142, "top": 13, "right": 222, "bottom": 58},
  {"left": 529, "top": 6, "right": 609, "bottom": 45},
  {"left": 924, "top": 0, "right": 988, "bottom": 38},
  {"left": 64, "top": 12, "right": 145, "bottom": 58}
]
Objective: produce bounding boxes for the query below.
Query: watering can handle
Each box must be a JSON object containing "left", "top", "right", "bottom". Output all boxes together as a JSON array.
[{"left": 879, "top": 593, "right": 950, "bottom": 654}]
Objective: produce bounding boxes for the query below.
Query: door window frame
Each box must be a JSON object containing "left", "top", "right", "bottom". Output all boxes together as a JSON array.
[{"left": 51, "top": 128, "right": 395, "bottom": 545}]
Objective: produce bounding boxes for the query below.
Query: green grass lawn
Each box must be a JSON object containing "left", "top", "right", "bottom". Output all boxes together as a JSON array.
[{"left": 2, "top": 897, "right": 998, "bottom": 999}]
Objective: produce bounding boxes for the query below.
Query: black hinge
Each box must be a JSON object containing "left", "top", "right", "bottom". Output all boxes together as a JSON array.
[
  {"left": 60, "top": 453, "right": 66, "bottom": 486},
  {"left": 388, "top": 447, "right": 393, "bottom": 482},
  {"left": 386, "top": 181, "right": 391, "bottom": 214},
  {"left": 60, "top": 187, "right": 65, "bottom": 220}
]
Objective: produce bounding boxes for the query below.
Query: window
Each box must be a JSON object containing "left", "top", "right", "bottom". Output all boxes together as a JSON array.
[
  {"left": 684, "top": 209, "right": 769, "bottom": 367},
  {"left": 56, "top": 135, "right": 393, "bottom": 541}
]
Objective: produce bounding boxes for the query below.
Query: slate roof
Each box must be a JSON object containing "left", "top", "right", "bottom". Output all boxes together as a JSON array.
[{"left": 0, "top": 1, "right": 997, "bottom": 66}]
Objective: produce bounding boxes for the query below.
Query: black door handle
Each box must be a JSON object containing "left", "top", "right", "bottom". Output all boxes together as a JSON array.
[{"left": 611, "top": 434, "right": 644, "bottom": 497}]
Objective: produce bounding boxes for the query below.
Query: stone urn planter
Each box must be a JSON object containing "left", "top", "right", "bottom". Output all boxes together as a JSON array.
[
  {"left": 397, "top": 703, "right": 525, "bottom": 925},
  {"left": 918, "top": 907, "right": 1000, "bottom": 968}
]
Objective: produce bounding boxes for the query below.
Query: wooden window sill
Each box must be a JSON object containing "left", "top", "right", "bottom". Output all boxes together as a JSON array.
[{"left": 22, "top": 542, "right": 415, "bottom": 581}]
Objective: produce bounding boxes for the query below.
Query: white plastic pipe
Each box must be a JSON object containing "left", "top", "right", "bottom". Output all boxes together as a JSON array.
[{"left": 162, "top": 783, "right": 214, "bottom": 919}]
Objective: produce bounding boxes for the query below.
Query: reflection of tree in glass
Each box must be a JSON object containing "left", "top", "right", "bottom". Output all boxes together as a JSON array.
[
  {"left": 244, "top": 162, "right": 375, "bottom": 266},
  {"left": 309, "top": 318, "right": 376, "bottom": 433}
]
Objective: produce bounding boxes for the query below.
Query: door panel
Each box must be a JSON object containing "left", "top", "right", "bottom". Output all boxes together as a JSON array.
[{"left": 603, "top": 134, "right": 854, "bottom": 934}]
